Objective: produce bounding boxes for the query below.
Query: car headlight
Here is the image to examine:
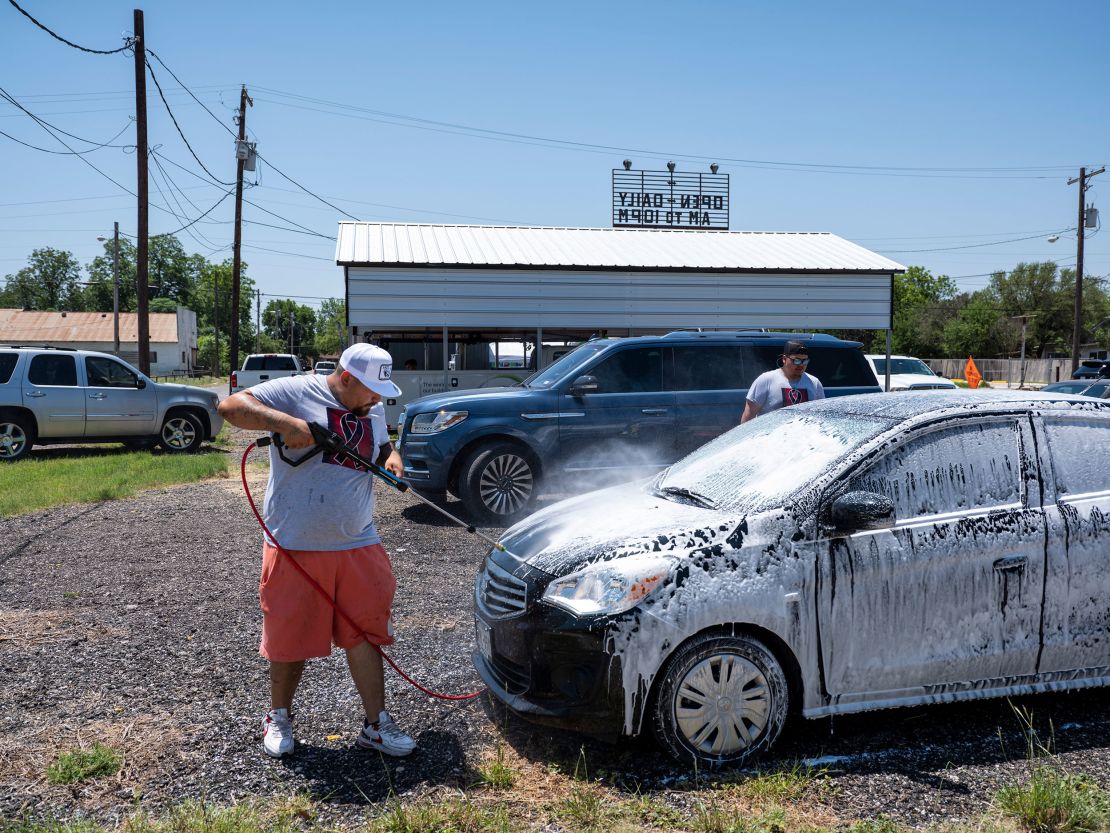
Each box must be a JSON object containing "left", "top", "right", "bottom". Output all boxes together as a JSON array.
[
  {"left": 410, "top": 410, "right": 468, "bottom": 434},
  {"left": 542, "top": 556, "right": 675, "bottom": 617}
]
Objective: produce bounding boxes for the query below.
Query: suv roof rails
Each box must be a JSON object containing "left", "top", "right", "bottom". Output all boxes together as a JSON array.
[
  {"left": 0, "top": 344, "right": 78, "bottom": 351},
  {"left": 660, "top": 330, "right": 841, "bottom": 341}
]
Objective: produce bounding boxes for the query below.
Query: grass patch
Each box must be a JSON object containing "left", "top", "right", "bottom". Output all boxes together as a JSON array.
[
  {"left": 474, "top": 742, "right": 517, "bottom": 789},
  {"left": 372, "top": 797, "right": 511, "bottom": 833},
  {"left": 45, "top": 742, "right": 120, "bottom": 785},
  {"left": 153, "top": 375, "right": 228, "bottom": 388},
  {"left": 996, "top": 767, "right": 1110, "bottom": 833},
  {"left": 732, "top": 762, "right": 834, "bottom": 805},
  {"left": 0, "top": 449, "right": 227, "bottom": 516}
]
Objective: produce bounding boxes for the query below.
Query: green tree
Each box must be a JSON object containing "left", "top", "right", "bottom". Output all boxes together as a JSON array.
[
  {"left": 942, "top": 289, "right": 1011, "bottom": 357},
  {"left": 193, "top": 259, "right": 257, "bottom": 356},
  {"left": 3, "top": 248, "right": 85, "bottom": 310},
  {"left": 149, "top": 235, "right": 201, "bottom": 306},
  {"left": 263, "top": 298, "right": 317, "bottom": 356},
  {"left": 990, "top": 262, "right": 1069, "bottom": 356},
  {"left": 85, "top": 237, "right": 137, "bottom": 313},
  {"left": 313, "top": 298, "right": 346, "bottom": 356},
  {"left": 891, "top": 266, "right": 958, "bottom": 357}
]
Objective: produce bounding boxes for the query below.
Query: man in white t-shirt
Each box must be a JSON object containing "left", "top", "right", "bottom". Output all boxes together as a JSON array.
[{"left": 741, "top": 340, "right": 825, "bottom": 423}]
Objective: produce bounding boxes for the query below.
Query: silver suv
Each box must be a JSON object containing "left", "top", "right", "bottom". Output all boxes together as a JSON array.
[{"left": 0, "top": 346, "right": 223, "bottom": 462}]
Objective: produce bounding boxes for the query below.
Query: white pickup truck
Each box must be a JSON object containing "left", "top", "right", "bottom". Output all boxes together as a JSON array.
[{"left": 230, "top": 353, "right": 304, "bottom": 393}]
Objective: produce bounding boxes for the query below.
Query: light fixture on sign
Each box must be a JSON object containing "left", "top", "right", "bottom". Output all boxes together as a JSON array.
[
  {"left": 667, "top": 161, "right": 676, "bottom": 173},
  {"left": 710, "top": 163, "right": 719, "bottom": 174},
  {"left": 623, "top": 159, "right": 632, "bottom": 170}
]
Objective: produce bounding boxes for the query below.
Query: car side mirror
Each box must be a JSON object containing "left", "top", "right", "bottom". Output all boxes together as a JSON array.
[
  {"left": 136, "top": 377, "right": 146, "bottom": 389},
  {"left": 830, "top": 491, "right": 895, "bottom": 532},
  {"left": 569, "top": 375, "right": 600, "bottom": 396}
]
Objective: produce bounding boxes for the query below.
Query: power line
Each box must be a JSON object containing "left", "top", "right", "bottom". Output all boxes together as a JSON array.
[
  {"left": 249, "top": 85, "right": 1080, "bottom": 180},
  {"left": 0, "top": 84, "right": 139, "bottom": 200},
  {"left": 251, "top": 149, "right": 359, "bottom": 220},
  {"left": 149, "top": 152, "right": 227, "bottom": 251},
  {"left": 242, "top": 243, "right": 333, "bottom": 261},
  {"left": 243, "top": 218, "right": 336, "bottom": 239},
  {"left": 0, "top": 118, "right": 133, "bottom": 156},
  {"left": 241, "top": 197, "right": 335, "bottom": 238},
  {"left": 7, "top": 0, "right": 134, "bottom": 55},
  {"left": 145, "top": 58, "right": 234, "bottom": 186},
  {"left": 145, "top": 49, "right": 237, "bottom": 138},
  {"left": 879, "top": 230, "right": 1071, "bottom": 254}
]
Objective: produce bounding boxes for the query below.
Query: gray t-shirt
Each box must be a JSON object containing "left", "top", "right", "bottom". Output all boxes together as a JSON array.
[
  {"left": 746, "top": 367, "right": 825, "bottom": 416},
  {"left": 250, "top": 374, "right": 388, "bottom": 550}
]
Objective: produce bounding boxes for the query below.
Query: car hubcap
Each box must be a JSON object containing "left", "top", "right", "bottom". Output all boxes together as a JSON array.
[
  {"left": 163, "top": 418, "right": 196, "bottom": 450},
  {"left": 674, "top": 653, "right": 771, "bottom": 756},
  {"left": 0, "top": 423, "right": 27, "bottom": 458},
  {"left": 478, "top": 453, "right": 533, "bottom": 515}
]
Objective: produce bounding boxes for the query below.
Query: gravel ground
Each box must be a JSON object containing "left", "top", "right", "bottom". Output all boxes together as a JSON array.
[{"left": 2, "top": 427, "right": 1109, "bottom": 829}]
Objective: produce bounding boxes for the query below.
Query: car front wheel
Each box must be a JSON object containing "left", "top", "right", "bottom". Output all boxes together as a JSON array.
[
  {"left": 0, "top": 415, "right": 33, "bottom": 462},
  {"left": 459, "top": 441, "right": 538, "bottom": 524},
  {"left": 159, "top": 412, "right": 204, "bottom": 453},
  {"left": 652, "top": 632, "right": 789, "bottom": 768}
]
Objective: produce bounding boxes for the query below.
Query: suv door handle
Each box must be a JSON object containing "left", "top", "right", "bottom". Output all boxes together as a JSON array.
[
  {"left": 88, "top": 393, "right": 107, "bottom": 400},
  {"left": 26, "top": 390, "right": 45, "bottom": 398},
  {"left": 641, "top": 408, "right": 668, "bottom": 415},
  {"left": 993, "top": 555, "right": 1026, "bottom": 573}
]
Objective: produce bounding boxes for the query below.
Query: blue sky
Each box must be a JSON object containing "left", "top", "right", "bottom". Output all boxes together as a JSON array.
[{"left": 2, "top": 0, "right": 1108, "bottom": 313}]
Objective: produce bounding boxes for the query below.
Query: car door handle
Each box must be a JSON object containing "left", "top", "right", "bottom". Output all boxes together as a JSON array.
[
  {"left": 993, "top": 555, "right": 1026, "bottom": 573},
  {"left": 641, "top": 408, "right": 668, "bottom": 415},
  {"left": 88, "top": 393, "right": 107, "bottom": 400},
  {"left": 26, "top": 390, "right": 45, "bottom": 398}
]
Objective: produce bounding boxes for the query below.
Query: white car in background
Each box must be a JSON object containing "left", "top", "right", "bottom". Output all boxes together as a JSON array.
[{"left": 866, "top": 354, "right": 958, "bottom": 391}]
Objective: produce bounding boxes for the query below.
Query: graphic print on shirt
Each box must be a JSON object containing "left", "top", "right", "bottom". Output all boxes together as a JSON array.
[
  {"left": 781, "top": 387, "right": 809, "bottom": 407},
  {"left": 324, "top": 407, "right": 374, "bottom": 471}
]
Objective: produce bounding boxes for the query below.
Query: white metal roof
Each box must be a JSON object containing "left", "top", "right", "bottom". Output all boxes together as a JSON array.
[{"left": 336, "top": 223, "right": 905, "bottom": 273}]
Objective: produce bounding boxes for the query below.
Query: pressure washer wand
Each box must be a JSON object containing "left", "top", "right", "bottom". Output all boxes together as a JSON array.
[{"left": 265, "top": 422, "right": 512, "bottom": 555}]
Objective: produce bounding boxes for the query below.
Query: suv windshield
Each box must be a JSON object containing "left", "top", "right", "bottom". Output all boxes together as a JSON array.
[
  {"left": 873, "top": 357, "right": 935, "bottom": 376},
  {"left": 522, "top": 343, "right": 608, "bottom": 389},
  {"left": 658, "top": 409, "right": 893, "bottom": 513}
]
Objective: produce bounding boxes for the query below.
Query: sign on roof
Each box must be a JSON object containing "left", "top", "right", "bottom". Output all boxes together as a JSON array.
[{"left": 612, "top": 168, "right": 729, "bottom": 230}]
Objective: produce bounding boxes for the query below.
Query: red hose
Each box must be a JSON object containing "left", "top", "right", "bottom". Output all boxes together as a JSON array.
[{"left": 240, "top": 441, "right": 484, "bottom": 701}]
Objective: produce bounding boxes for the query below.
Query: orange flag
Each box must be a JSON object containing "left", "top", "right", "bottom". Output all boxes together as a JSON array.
[{"left": 965, "top": 356, "right": 982, "bottom": 389}]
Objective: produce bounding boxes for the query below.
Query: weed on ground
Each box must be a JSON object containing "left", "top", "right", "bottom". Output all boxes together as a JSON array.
[{"left": 45, "top": 743, "right": 120, "bottom": 785}]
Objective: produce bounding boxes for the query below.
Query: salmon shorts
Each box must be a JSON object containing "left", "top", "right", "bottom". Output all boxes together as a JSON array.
[{"left": 259, "top": 541, "right": 396, "bottom": 662}]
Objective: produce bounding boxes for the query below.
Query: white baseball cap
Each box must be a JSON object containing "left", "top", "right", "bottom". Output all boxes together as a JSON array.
[{"left": 339, "top": 343, "right": 402, "bottom": 397}]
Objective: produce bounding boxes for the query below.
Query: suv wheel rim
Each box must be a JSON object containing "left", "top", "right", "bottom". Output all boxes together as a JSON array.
[
  {"left": 162, "top": 417, "right": 196, "bottom": 450},
  {"left": 0, "top": 422, "right": 27, "bottom": 458},
  {"left": 674, "top": 653, "right": 771, "bottom": 757},
  {"left": 478, "top": 453, "right": 533, "bottom": 515}
]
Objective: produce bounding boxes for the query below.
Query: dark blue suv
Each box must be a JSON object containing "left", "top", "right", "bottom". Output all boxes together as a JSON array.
[{"left": 396, "top": 331, "right": 880, "bottom": 522}]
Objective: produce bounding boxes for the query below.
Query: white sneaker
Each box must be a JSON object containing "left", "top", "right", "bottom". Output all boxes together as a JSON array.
[
  {"left": 261, "top": 708, "right": 294, "bottom": 758},
  {"left": 356, "top": 710, "right": 416, "bottom": 757}
]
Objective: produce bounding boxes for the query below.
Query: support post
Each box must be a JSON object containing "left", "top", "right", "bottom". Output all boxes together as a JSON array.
[
  {"left": 884, "top": 330, "right": 892, "bottom": 392},
  {"left": 133, "top": 8, "right": 150, "bottom": 375},
  {"left": 111, "top": 221, "right": 120, "bottom": 354},
  {"left": 230, "top": 85, "right": 252, "bottom": 376},
  {"left": 213, "top": 274, "right": 219, "bottom": 377},
  {"left": 536, "top": 326, "right": 544, "bottom": 371},
  {"left": 442, "top": 326, "right": 449, "bottom": 389}
]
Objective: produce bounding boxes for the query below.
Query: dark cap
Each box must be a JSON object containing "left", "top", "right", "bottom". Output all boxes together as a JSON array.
[{"left": 782, "top": 339, "right": 809, "bottom": 355}]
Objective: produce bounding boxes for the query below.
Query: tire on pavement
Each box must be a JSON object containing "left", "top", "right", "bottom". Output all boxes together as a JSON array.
[{"left": 458, "top": 440, "right": 539, "bottom": 525}]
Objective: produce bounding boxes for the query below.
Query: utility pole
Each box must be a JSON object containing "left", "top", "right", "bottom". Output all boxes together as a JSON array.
[
  {"left": 1068, "top": 166, "right": 1104, "bottom": 373},
  {"left": 111, "top": 221, "right": 120, "bottom": 354},
  {"left": 230, "top": 85, "right": 252, "bottom": 377},
  {"left": 213, "top": 274, "right": 220, "bottom": 377},
  {"left": 289, "top": 309, "right": 294, "bottom": 355},
  {"left": 255, "top": 288, "right": 261, "bottom": 353},
  {"left": 132, "top": 8, "right": 150, "bottom": 375}
]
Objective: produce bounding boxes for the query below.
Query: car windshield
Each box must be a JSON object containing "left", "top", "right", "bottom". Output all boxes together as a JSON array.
[
  {"left": 872, "top": 357, "right": 935, "bottom": 376},
  {"left": 658, "top": 409, "right": 894, "bottom": 513},
  {"left": 521, "top": 343, "right": 608, "bottom": 388}
]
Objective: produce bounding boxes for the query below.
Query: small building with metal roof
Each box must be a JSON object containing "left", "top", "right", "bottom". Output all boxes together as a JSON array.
[
  {"left": 0, "top": 307, "right": 198, "bottom": 375},
  {"left": 337, "top": 223, "right": 904, "bottom": 341}
]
